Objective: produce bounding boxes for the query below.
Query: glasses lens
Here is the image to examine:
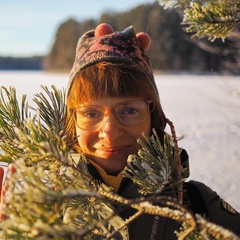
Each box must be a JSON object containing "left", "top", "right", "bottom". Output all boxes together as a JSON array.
[
  {"left": 116, "top": 101, "right": 148, "bottom": 125},
  {"left": 73, "top": 106, "right": 104, "bottom": 130},
  {"left": 72, "top": 101, "right": 149, "bottom": 130}
]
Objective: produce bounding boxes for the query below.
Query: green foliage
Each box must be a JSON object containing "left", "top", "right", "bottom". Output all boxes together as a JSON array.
[
  {"left": 125, "top": 131, "right": 180, "bottom": 195},
  {"left": 0, "top": 85, "right": 68, "bottom": 164},
  {"left": 183, "top": 1, "right": 237, "bottom": 41},
  {"left": 0, "top": 86, "right": 238, "bottom": 239},
  {"left": 0, "top": 87, "right": 31, "bottom": 162},
  {"left": 160, "top": 0, "right": 240, "bottom": 41},
  {"left": 0, "top": 86, "right": 30, "bottom": 138}
]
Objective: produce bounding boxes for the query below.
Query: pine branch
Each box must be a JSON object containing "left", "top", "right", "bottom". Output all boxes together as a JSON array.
[
  {"left": 0, "top": 86, "right": 239, "bottom": 239},
  {"left": 124, "top": 130, "right": 182, "bottom": 195},
  {"left": 0, "top": 86, "right": 31, "bottom": 143},
  {"left": 183, "top": 1, "right": 237, "bottom": 41},
  {"left": 32, "top": 85, "right": 67, "bottom": 136},
  {"left": 159, "top": 0, "right": 240, "bottom": 41}
]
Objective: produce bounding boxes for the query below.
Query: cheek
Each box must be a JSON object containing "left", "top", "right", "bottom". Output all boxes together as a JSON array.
[
  {"left": 131, "top": 113, "right": 151, "bottom": 140},
  {"left": 76, "top": 127, "right": 100, "bottom": 155},
  {"left": 76, "top": 128, "right": 92, "bottom": 150}
]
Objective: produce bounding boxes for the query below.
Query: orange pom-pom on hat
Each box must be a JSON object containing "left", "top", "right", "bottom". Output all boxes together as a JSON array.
[
  {"left": 136, "top": 32, "right": 151, "bottom": 50},
  {"left": 94, "top": 23, "right": 114, "bottom": 37}
]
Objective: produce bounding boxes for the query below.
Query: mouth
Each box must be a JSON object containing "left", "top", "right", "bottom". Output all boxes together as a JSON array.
[{"left": 97, "top": 145, "right": 132, "bottom": 157}]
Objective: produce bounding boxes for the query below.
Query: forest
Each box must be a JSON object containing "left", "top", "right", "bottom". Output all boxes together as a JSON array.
[
  {"left": 44, "top": 2, "right": 239, "bottom": 74},
  {"left": 0, "top": 56, "right": 43, "bottom": 70},
  {"left": 0, "top": 2, "right": 239, "bottom": 74}
]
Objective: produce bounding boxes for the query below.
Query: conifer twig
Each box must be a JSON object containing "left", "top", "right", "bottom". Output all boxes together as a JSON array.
[{"left": 0, "top": 86, "right": 239, "bottom": 240}]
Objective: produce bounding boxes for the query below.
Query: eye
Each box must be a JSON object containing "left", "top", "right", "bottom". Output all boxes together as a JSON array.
[
  {"left": 77, "top": 108, "right": 103, "bottom": 120},
  {"left": 127, "top": 107, "right": 138, "bottom": 115},
  {"left": 121, "top": 106, "right": 140, "bottom": 116},
  {"left": 86, "top": 111, "right": 99, "bottom": 119}
]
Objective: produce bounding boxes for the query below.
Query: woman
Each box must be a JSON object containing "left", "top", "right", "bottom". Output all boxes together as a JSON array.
[{"left": 65, "top": 23, "right": 240, "bottom": 239}]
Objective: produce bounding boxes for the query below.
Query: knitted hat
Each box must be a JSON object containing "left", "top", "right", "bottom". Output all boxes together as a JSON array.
[{"left": 66, "top": 23, "right": 154, "bottom": 96}]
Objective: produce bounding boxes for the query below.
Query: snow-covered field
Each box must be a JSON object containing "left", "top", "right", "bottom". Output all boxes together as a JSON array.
[{"left": 0, "top": 71, "right": 239, "bottom": 211}]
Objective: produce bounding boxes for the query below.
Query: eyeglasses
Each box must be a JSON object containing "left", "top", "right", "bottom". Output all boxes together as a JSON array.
[{"left": 70, "top": 100, "right": 151, "bottom": 130}]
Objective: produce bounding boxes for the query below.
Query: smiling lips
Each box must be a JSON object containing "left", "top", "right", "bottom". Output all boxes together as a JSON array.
[{"left": 97, "top": 145, "right": 132, "bottom": 157}]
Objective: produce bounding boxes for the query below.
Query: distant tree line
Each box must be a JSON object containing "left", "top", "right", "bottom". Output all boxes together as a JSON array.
[
  {"left": 0, "top": 56, "right": 43, "bottom": 70},
  {"left": 1, "top": 2, "right": 239, "bottom": 74},
  {"left": 44, "top": 2, "right": 239, "bottom": 74}
]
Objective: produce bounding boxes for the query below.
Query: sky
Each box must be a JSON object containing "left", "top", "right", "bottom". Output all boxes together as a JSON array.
[{"left": 0, "top": 0, "right": 154, "bottom": 57}]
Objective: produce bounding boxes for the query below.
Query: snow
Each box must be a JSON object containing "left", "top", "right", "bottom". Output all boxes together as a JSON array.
[{"left": 0, "top": 71, "right": 239, "bottom": 211}]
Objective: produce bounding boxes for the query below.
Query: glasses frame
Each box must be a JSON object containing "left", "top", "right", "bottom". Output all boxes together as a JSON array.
[{"left": 69, "top": 100, "right": 152, "bottom": 131}]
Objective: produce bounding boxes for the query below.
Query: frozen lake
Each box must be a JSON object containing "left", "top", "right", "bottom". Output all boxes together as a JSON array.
[{"left": 0, "top": 71, "right": 240, "bottom": 211}]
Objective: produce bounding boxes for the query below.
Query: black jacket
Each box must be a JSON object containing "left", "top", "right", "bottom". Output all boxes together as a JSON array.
[
  {"left": 87, "top": 150, "right": 240, "bottom": 239},
  {"left": 118, "top": 178, "right": 240, "bottom": 239}
]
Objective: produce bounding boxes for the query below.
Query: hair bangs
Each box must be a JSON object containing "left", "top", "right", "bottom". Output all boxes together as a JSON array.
[{"left": 69, "top": 63, "right": 153, "bottom": 106}]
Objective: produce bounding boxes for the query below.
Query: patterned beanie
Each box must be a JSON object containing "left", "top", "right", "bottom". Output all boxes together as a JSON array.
[{"left": 66, "top": 23, "right": 156, "bottom": 96}]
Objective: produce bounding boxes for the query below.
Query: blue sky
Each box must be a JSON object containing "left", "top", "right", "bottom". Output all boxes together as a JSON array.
[{"left": 0, "top": 0, "right": 154, "bottom": 57}]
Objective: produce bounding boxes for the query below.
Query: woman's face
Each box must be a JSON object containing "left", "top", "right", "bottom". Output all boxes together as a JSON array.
[{"left": 75, "top": 97, "right": 151, "bottom": 175}]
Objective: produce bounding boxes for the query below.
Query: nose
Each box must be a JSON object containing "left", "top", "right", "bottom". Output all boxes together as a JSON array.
[{"left": 98, "top": 114, "right": 124, "bottom": 140}]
